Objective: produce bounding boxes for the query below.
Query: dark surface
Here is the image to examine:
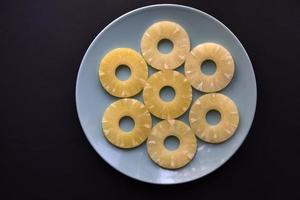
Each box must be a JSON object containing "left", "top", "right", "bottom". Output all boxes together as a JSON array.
[{"left": 1, "top": 0, "right": 300, "bottom": 199}]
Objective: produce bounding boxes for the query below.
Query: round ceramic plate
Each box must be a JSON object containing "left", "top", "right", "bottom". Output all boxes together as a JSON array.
[{"left": 76, "top": 4, "right": 257, "bottom": 184}]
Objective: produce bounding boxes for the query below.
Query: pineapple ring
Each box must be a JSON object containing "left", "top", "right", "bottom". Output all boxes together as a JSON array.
[
  {"left": 185, "top": 43, "right": 235, "bottom": 92},
  {"left": 99, "top": 48, "right": 148, "bottom": 97},
  {"left": 143, "top": 70, "right": 192, "bottom": 119},
  {"left": 141, "top": 21, "right": 190, "bottom": 70},
  {"left": 189, "top": 93, "right": 239, "bottom": 143},
  {"left": 147, "top": 120, "right": 197, "bottom": 169},
  {"left": 102, "top": 98, "right": 152, "bottom": 148}
]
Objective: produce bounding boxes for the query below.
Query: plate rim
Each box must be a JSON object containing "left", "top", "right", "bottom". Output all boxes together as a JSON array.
[{"left": 75, "top": 3, "right": 257, "bottom": 185}]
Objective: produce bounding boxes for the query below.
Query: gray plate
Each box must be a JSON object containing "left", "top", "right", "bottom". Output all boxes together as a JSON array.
[{"left": 75, "top": 4, "right": 257, "bottom": 184}]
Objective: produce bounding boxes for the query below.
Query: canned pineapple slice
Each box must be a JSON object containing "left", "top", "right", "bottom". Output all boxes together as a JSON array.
[
  {"left": 185, "top": 43, "right": 234, "bottom": 92},
  {"left": 99, "top": 48, "right": 148, "bottom": 97},
  {"left": 141, "top": 21, "right": 190, "bottom": 70},
  {"left": 102, "top": 99, "right": 152, "bottom": 148},
  {"left": 189, "top": 93, "right": 239, "bottom": 143},
  {"left": 147, "top": 120, "right": 197, "bottom": 169},
  {"left": 143, "top": 70, "right": 192, "bottom": 119}
]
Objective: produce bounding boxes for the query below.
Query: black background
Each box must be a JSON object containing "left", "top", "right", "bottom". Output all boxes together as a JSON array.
[{"left": 1, "top": 0, "right": 300, "bottom": 199}]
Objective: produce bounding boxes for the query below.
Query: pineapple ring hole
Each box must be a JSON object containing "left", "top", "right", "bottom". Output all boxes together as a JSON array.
[
  {"left": 201, "top": 59, "right": 217, "bottom": 75},
  {"left": 206, "top": 109, "right": 221, "bottom": 125},
  {"left": 164, "top": 135, "right": 180, "bottom": 151},
  {"left": 115, "top": 65, "right": 131, "bottom": 81},
  {"left": 159, "top": 86, "right": 175, "bottom": 102},
  {"left": 157, "top": 39, "right": 174, "bottom": 54},
  {"left": 119, "top": 116, "right": 135, "bottom": 132}
]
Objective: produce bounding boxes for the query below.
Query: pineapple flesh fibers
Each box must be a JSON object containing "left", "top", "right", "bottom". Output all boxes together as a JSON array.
[
  {"left": 189, "top": 93, "right": 239, "bottom": 143},
  {"left": 141, "top": 21, "right": 190, "bottom": 70},
  {"left": 102, "top": 99, "right": 152, "bottom": 148},
  {"left": 143, "top": 70, "right": 192, "bottom": 119},
  {"left": 185, "top": 43, "right": 234, "bottom": 93},
  {"left": 147, "top": 120, "right": 197, "bottom": 169},
  {"left": 99, "top": 48, "right": 148, "bottom": 97}
]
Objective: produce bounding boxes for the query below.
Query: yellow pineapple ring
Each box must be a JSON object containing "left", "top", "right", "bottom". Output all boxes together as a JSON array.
[
  {"left": 189, "top": 93, "right": 239, "bottom": 143},
  {"left": 99, "top": 48, "right": 148, "bottom": 97},
  {"left": 141, "top": 21, "right": 190, "bottom": 70},
  {"left": 147, "top": 120, "right": 197, "bottom": 169},
  {"left": 143, "top": 70, "right": 192, "bottom": 119},
  {"left": 102, "top": 98, "right": 152, "bottom": 148},
  {"left": 185, "top": 43, "right": 235, "bottom": 92}
]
